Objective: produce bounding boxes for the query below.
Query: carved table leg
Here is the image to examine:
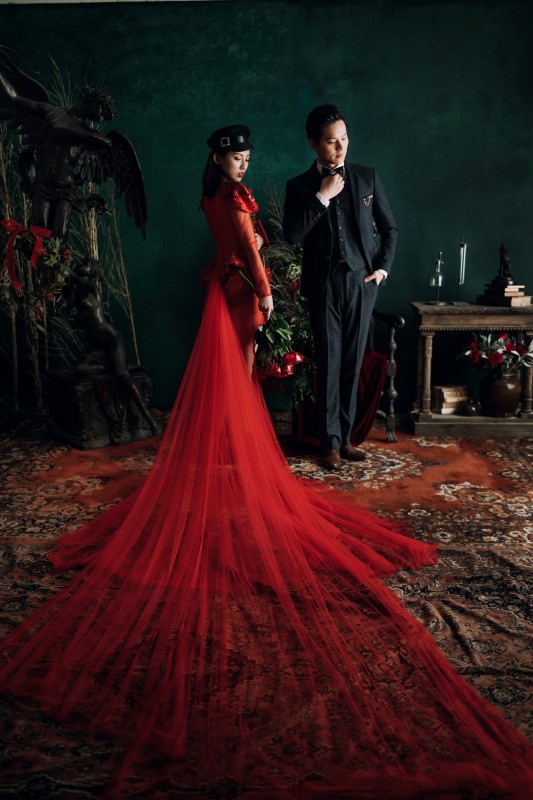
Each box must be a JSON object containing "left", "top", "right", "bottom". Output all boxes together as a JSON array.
[
  {"left": 384, "top": 324, "right": 399, "bottom": 443},
  {"left": 521, "top": 331, "right": 533, "bottom": 416},
  {"left": 420, "top": 332, "right": 434, "bottom": 418}
]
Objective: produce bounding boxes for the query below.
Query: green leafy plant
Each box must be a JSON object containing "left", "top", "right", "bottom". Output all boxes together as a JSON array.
[{"left": 256, "top": 189, "right": 315, "bottom": 408}]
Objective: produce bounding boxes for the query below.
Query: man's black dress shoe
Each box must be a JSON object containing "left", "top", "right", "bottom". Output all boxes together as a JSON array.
[
  {"left": 340, "top": 445, "right": 367, "bottom": 462},
  {"left": 321, "top": 448, "right": 342, "bottom": 470}
]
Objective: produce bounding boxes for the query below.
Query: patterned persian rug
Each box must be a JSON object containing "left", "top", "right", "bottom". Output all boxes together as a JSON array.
[{"left": 0, "top": 422, "right": 532, "bottom": 799}]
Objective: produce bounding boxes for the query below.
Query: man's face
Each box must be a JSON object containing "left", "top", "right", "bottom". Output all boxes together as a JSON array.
[{"left": 309, "top": 120, "right": 349, "bottom": 168}]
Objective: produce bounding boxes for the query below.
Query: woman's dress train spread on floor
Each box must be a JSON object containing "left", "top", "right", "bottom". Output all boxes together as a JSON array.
[{"left": 1, "top": 278, "right": 533, "bottom": 798}]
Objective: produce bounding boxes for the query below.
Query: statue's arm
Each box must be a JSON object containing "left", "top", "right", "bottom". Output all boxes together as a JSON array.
[
  {"left": 0, "top": 70, "right": 50, "bottom": 116},
  {"left": 75, "top": 123, "right": 112, "bottom": 148}
]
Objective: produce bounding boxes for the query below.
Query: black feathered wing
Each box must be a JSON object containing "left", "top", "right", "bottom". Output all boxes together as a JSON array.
[
  {"left": 108, "top": 130, "right": 147, "bottom": 239},
  {"left": 72, "top": 129, "right": 147, "bottom": 238}
]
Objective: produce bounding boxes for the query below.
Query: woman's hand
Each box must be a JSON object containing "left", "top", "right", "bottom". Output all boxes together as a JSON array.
[
  {"left": 259, "top": 294, "right": 274, "bottom": 321},
  {"left": 255, "top": 232, "right": 264, "bottom": 250}
]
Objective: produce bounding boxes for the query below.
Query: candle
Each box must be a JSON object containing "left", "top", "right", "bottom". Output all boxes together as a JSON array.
[{"left": 459, "top": 238, "right": 467, "bottom": 285}]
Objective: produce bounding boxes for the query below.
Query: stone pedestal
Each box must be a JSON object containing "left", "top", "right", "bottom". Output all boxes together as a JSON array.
[{"left": 46, "top": 366, "right": 156, "bottom": 449}]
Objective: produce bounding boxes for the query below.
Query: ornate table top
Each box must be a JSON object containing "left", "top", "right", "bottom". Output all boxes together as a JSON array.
[{"left": 411, "top": 302, "right": 533, "bottom": 331}]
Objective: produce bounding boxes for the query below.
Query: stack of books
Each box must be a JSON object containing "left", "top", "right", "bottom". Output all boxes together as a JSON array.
[
  {"left": 477, "top": 283, "right": 532, "bottom": 307},
  {"left": 431, "top": 385, "right": 469, "bottom": 415}
]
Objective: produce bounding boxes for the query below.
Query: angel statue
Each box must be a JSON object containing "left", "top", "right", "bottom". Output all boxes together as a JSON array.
[
  {"left": 0, "top": 46, "right": 147, "bottom": 243},
  {"left": 62, "top": 256, "right": 160, "bottom": 439}
]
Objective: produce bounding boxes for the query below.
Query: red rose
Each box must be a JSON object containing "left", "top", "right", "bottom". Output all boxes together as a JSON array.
[
  {"left": 504, "top": 342, "right": 514, "bottom": 352},
  {"left": 498, "top": 333, "right": 508, "bottom": 340},
  {"left": 289, "top": 278, "right": 301, "bottom": 295},
  {"left": 263, "top": 362, "right": 284, "bottom": 377},
  {"left": 488, "top": 351, "right": 504, "bottom": 365},
  {"left": 469, "top": 350, "right": 481, "bottom": 364},
  {"left": 282, "top": 351, "right": 305, "bottom": 366},
  {"left": 281, "top": 364, "right": 295, "bottom": 377}
]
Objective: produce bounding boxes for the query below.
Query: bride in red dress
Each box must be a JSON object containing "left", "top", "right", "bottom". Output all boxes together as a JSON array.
[
  {"left": 200, "top": 124, "right": 273, "bottom": 371},
  {"left": 1, "top": 125, "right": 533, "bottom": 799}
]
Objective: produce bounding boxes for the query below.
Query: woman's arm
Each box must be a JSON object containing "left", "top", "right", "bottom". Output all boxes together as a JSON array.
[{"left": 229, "top": 206, "right": 271, "bottom": 299}]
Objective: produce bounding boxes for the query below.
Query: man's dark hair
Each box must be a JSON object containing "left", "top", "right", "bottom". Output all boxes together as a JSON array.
[{"left": 305, "top": 104, "right": 346, "bottom": 142}]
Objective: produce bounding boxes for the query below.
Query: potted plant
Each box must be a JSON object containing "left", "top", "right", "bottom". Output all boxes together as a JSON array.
[{"left": 256, "top": 191, "right": 313, "bottom": 411}]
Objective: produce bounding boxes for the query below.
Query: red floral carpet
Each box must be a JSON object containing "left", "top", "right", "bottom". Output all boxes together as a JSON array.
[{"left": 1, "top": 422, "right": 532, "bottom": 799}]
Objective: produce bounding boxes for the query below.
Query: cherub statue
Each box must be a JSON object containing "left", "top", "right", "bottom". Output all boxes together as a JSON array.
[
  {"left": 63, "top": 256, "right": 160, "bottom": 438},
  {"left": 0, "top": 46, "right": 147, "bottom": 242}
]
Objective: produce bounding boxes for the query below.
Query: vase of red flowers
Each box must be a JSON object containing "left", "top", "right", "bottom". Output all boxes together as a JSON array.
[{"left": 460, "top": 333, "right": 533, "bottom": 417}]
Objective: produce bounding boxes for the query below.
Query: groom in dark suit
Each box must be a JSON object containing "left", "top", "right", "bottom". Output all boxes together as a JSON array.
[{"left": 283, "top": 104, "right": 397, "bottom": 470}]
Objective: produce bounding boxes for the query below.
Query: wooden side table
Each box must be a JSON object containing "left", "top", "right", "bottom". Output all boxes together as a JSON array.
[{"left": 410, "top": 302, "right": 533, "bottom": 436}]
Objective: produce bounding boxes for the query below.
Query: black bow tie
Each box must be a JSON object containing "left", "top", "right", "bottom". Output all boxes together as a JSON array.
[{"left": 321, "top": 166, "right": 344, "bottom": 177}]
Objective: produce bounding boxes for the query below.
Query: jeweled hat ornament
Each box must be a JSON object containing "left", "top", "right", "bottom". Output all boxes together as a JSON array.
[{"left": 206, "top": 124, "right": 253, "bottom": 153}]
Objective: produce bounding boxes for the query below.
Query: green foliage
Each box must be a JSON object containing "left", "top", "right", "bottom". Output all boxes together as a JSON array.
[{"left": 257, "top": 190, "right": 316, "bottom": 409}]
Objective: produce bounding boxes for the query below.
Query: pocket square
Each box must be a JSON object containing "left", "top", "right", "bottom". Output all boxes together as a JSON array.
[{"left": 361, "top": 194, "right": 373, "bottom": 207}]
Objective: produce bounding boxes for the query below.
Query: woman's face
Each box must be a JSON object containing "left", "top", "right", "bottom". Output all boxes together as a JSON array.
[{"left": 215, "top": 150, "right": 250, "bottom": 182}]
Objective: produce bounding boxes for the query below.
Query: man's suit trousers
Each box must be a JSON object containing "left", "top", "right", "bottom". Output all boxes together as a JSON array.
[{"left": 307, "top": 262, "right": 378, "bottom": 450}]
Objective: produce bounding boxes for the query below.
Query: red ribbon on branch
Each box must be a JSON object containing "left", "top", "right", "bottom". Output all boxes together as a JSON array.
[{"left": 2, "top": 219, "right": 52, "bottom": 291}]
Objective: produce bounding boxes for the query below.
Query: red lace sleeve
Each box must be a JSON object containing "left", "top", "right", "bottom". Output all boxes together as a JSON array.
[{"left": 218, "top": 180, "right": 259, "bottom": 214}]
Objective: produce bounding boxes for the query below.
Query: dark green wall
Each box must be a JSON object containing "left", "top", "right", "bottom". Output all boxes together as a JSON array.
[{"left": 1, "top": 0, "right": 532, "bottom": 409}]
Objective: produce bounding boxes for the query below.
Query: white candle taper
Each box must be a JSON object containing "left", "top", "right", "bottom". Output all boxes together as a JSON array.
[{"left": 459, "top": 238, "right": 467, "bottom": 285}]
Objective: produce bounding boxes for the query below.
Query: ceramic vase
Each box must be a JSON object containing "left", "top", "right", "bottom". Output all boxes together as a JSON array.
[{"left": 479, "top": 373, "right": 522, "bottom": 417}]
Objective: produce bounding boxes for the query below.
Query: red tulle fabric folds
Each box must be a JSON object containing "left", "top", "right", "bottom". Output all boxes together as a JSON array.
[{"left": 1, "top": 278, "right": 533, "bottom": 798}]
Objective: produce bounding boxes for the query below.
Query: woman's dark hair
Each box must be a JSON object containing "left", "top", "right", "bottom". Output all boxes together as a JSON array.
[
  {"left": 201, "top": 153, "right": 225, "bottom": 198},
  {"left": 305, "top": 104, "right": 346, "bottom": 142}
]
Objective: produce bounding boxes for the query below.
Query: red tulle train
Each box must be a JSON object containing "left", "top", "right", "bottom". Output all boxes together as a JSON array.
[{"left": 1, "top": 278, "right": 533, "bottom": 798}]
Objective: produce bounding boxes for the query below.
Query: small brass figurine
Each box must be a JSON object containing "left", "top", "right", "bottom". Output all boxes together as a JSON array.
[{"left": 498, "top": 242, "right": 512, "bottom": 281}]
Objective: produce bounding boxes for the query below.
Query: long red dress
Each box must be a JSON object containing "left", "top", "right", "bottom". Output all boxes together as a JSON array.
[
  {"left": 1, "top": 181, "right": 533, "bottom": 799},
  {"left": 201, "top": 180, "right": 271, "bottom": 370}
]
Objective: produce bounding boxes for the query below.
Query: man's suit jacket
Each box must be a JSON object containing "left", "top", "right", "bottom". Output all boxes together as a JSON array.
[{"left": 283, "top": 161, "right": 398, "bottom": 299}]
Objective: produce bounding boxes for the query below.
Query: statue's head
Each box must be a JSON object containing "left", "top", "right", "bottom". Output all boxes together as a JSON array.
[{"left": 80, "top": 90, "right": 115, "bottom": 122}]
